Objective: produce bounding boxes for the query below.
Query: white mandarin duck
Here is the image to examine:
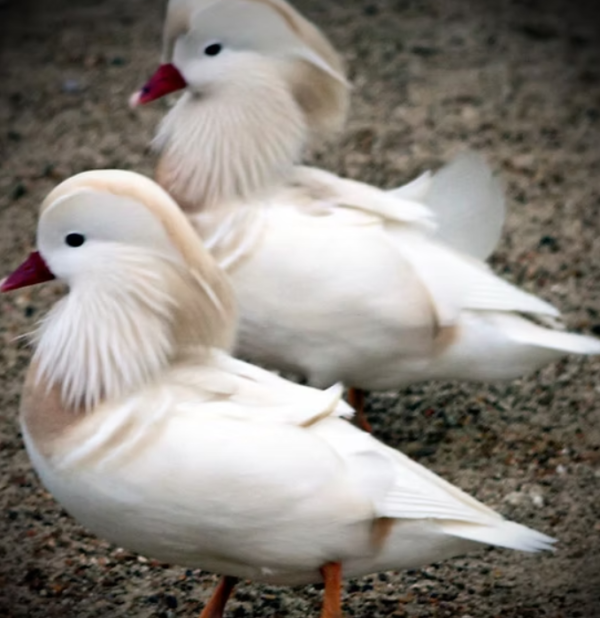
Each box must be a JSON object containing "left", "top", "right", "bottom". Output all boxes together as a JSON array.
[
  {"left": 130, "top": 0, "right": 600, "bottom": 427},
  {"left": 2, "top": 171, "right": 556, "bottom": 618}
]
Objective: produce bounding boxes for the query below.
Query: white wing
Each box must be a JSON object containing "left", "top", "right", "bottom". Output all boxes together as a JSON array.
[
  {"left": 309, "top": 417, "right": 556, "bottom": 552},
  {"left": 290, "top": 162, "right": 557, "bottom": 325},
  {"left": 389, "top": 151, "right": 506, "bottom": 260},
  {"left": 294, "top": 151, "right": 506, "bottom": 264},
  {"left": 170, "top": 350, "right": 354, "bottom": 426},
  {"left": 387, "top": 230, "right": 560, "bottom": 325},
  {"left": 291, "top": 166, "right": 437, "bottom": 229}
]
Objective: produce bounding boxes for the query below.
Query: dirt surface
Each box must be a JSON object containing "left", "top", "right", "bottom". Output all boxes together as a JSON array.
[{"left": 1, "top": 0, "right": 600, "bottom": 616}]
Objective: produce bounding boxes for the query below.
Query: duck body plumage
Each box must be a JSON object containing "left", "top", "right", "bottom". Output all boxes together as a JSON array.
[
  {"left": 192, "top": 163, "right": 597, "bottom": 391},
  {"left": 23, "top": 350, "right": 551, "bottom": 587}
]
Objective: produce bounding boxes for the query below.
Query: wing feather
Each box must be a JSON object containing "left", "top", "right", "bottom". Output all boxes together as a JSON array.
[{"left": 171, "top": 351, "right": 354, "bottom": 426}]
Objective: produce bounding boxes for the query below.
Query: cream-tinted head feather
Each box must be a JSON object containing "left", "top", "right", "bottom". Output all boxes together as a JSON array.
[
  {"left": 31, "top": 170, "right": 236, "bottom": 410},
  {"left": 162, "top": 0, "right": 349, "bottom": 136}
]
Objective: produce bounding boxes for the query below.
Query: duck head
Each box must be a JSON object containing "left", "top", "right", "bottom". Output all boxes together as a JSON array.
[
  {"left": 131, "top": 0, "right": 350, "bottom": 210},
  {"left": 2, "top": 170, "right": 236, "bottom": 410}
]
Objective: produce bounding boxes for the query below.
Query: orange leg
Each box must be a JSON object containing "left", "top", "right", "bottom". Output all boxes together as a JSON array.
[
  {"left": 199, "top": 576, "right": 239, "bottom": 618},
  {"left": 347, "top": 388, "right": 372, "bottom": 433},
  {"left": 319, "top": 562, "right": 343, "bottom": 618}
]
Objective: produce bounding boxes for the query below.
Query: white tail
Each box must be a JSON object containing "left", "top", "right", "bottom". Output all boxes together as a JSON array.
[
  {"left": 441, "top": 519, "right": 556, "bottom": 553},
  {"left": 499, "top": 312, "right": 600, "bottom": 356}
]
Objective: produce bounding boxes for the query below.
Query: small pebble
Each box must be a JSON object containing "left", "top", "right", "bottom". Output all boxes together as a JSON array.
[
  {"left": 11, "top": 183, "right": 26, "bottom": 200},
  {"left": 62, "top": 79, "right": 84, "bottom": 94},
  {"left": 165, "top": 594, "right": 178, "bottom": 609}
]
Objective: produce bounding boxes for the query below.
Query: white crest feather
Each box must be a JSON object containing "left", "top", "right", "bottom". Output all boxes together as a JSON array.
[
  {"left": 32, "top": 245, "right": 233, "bottom": 411},
  {"left": 155, "top": 73, "right": 307, "bottom": 210},
  {"left": 185, "top": 0, "right": 347, "bottom": 83}
]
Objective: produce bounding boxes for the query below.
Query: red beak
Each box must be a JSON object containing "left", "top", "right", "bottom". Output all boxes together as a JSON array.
[
  {"left": 1, "top": 251, "right": 56, "bottom": 293},
  {"left": 129, "top": 63, "right": 187, "bottom": 107}
]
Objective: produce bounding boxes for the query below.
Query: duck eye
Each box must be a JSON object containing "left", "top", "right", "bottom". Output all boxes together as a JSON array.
[
  {"left": 65, "top": 233, "right": 86, "bottom": 248},
  {"left": 204, "top": 43, "right": 222, "bottom": 57}
]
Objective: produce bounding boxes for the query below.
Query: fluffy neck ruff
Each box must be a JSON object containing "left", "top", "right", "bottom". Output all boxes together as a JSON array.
[
  {"left": 154, "top": 60, "right": 308, "bottom": 212},
  {"left": 32, "top": 246, "right": 236, "bottom": 411}
]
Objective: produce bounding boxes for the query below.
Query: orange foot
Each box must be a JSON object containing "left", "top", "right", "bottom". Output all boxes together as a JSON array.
[
  {"left": 347, "top": 388, "right": 372, "bottom": 433},
  {"left": 320, "top": 562, "right": 343, "bottom": 618},
  {"left": 199, "top": 575, "right": 239, "bottom": 618}
]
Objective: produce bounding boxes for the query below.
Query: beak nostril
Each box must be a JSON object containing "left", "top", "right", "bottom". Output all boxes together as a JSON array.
[{"left": 134, "top": 63, "right": 187, "bottom": 105}]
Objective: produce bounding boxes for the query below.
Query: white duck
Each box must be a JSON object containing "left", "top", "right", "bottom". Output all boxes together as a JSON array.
[
  {"left": 3, "top": 170, "right": 555, "bottom": 618},
  {"left": 131, "top": 0, "right": 600, "bottom": 427}
]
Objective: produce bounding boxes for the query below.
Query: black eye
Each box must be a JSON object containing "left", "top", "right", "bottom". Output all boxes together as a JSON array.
[
  {"left": 65, "top": 233, "right": 85, "bottom": 247},
  {"left": 204, "top": 43, "right": 222, "bottom": 56}
]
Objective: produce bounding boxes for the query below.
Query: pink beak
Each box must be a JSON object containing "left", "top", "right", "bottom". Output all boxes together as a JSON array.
[
  {"left": 1, "top": 251, "right": 56, "bottom": 293},
  {"left": 129, "top": 63, "right": 188, "bottom": 107}
]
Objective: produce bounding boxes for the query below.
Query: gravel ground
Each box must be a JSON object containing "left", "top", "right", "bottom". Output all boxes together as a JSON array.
[{"left": 1, "top": 0, "right": 600, "bottom": 616}]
